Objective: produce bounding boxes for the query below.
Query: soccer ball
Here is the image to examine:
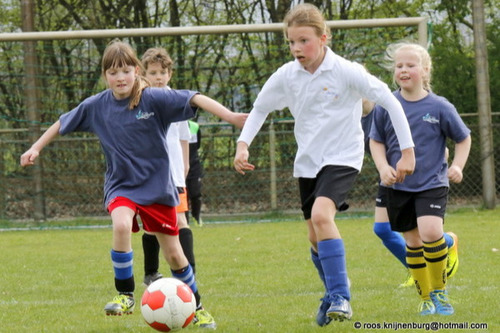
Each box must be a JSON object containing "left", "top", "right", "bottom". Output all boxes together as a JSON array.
[{"left": 141, "top": 278, "right": 196, "bottom": 332}]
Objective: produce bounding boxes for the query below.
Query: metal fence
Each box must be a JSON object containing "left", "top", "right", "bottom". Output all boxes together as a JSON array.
[{"left": 1, "top": 114, "right": 498, "bottom": 220}]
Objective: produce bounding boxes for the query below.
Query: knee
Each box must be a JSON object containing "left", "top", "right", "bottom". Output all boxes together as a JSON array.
[{"left": 373, "top": 222, "right": 391, "bottom": 238}]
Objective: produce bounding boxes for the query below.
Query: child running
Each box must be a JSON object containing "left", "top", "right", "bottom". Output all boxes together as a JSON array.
[
  {"left": 369, "top": 42, "right": 471, "bottom": 315},
  {"left": 20, "top": 40, "right": 246, "bottom": 328},
  {"left": 233, "top": 3, "right": 415, "bottom": 326},
  {"left": 362, "top": 103, "right": 460, "bottom": 288}
]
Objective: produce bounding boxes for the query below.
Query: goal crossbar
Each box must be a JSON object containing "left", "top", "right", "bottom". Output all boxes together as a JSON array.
[{"left": 0, "top": 17, "right": 428, "bottom": 45}]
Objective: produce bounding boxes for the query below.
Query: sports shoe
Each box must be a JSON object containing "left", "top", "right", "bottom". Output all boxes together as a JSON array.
[
  {"left": 430, "top": 290, "right": 454, "bottom": 315},
  {"left": 143, "top": 272, "right": 163, "bottom": 286},
  {"left": 195, "top": 217, "right": 203, "bottom": 227},
  {"left": 418, "top": 299, "right": 436, "bottom": 315},
  {"left": 399, "top": 272, "right": 415, "bottom": 288},
  {"left": 193, "top": 308, "right": 217, "bottom": 329},
  {"left": 326, "top": 294, "right": 352, "bottom": 322},
  {"left": 104, "top": 294, "right": 135, "bottom": 316},
  {"left": 316, "top": 294, "right": 332, "bottom": 326},
  {"left": 446, "top": 232, "right": 459, "bottom": 279}
]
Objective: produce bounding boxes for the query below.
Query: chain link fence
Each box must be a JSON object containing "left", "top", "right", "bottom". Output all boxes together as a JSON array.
[{"left": 1, "top": 114, "right": 498, "bottom": 220}]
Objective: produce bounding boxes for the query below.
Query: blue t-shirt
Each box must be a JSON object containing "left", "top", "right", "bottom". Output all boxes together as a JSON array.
[
  {"left": 369, "top": 90, "right": 470, "bottom": 192},
  {"left": 59, "top": 87, "right": 198, "bottom": 208}
]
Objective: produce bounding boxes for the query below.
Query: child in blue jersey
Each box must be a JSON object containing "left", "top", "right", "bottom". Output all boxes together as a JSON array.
[
  {"left": 363, "top": 102, "right": 460, "bottom": 288},
  {"left": 233, "top": 3, "right": 415, "bottom": 326},
  {"left": 369, "top": 42, "right": 471, "bottom": 315},
  {"left": 20, "top": 40, "right": 245, "bottom": 326}
]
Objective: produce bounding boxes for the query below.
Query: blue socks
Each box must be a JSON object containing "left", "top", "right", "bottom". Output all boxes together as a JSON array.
[
  {"left": 373, "top": 222, "right": 407, "bottom": 267},
  {"left": 172, "top": 265, "right": 198, "bottom": 294},
  {"left": 311, "top": 248, "right": 326, "bottom": 289},
  {"left": 444, "top": 232, "right": 454, "bottom": 248},
  {"left": 111, "top": 249, "right": 134, "bottom": 280},
  {"left": 317, "top": 239, "right": 350, "bottom": 300}
]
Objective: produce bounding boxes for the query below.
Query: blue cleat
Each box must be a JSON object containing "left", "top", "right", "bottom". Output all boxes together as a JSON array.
[
  {"left": 326, "top": 294, "right": 352, "bottom": 322},
  {"left": 418, "top": 299, "right": 436, "bottom": 315},
  {"left": 316, "top": 295, "right": 333, "bottom": 326},
  {"left": 430, "top": 290, "right": 454, "bottom": 315}
]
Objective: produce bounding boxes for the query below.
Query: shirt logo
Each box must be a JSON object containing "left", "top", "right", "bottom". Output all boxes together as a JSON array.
[
  {"left": 422, "top": 113, "right": 439, "bottom": 124},
  {"left": 430, "top": 204, "right": 442, "bottom": 209},
  {"left": 322, "top": 87, "right": 339, "bottom": 100},
  {"left": 136, "top": 110, "right": 155, "bottom": 120}
]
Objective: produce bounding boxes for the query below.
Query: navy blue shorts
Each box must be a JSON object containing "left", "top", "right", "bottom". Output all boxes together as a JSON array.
[
  {"left": 385, "top": 187, "right": 448, "bottom": 232},
  {"left": 298, "top": 165, "right": 359, "bottom": 220}
]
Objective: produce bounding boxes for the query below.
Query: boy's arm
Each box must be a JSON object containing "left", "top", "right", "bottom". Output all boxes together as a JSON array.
[
  {"left": 20, "top": 120, "right": 61, "bottom": 167},
  {"left": 181, "top": 139, "right": 190, "bottom": 179},
  {"left": 190, "top": 94, "right": 247, "bottom": 129},
  {"left": 448, "top": 135, "right": 472, "bottom": 183}
]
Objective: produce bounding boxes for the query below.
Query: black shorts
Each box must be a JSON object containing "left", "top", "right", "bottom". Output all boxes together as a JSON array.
[
  {"left": 375, "top": 185, "right": 388, "bottom": 208},
  {"left": 298, "top": 165, "right": 359, "bottom": 220},
  {"left": 386, "top": 187, "right": 448, "bottom": 232}
]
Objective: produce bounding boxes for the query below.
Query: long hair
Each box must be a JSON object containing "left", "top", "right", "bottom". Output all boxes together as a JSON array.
[
  {"left": 101, "top": 40, "right": 150, "bottom": 109},
  {"left": 385, "top": 42, "right": 432, "bottom": 91},
  {"left": 283, "top": 3, "right": 331, "bottom": 41}
]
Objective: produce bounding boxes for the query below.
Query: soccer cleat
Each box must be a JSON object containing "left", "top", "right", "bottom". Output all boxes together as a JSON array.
[
  {"left": 193, "top": 308, "right": 217, "bottom": 329},
  {"left": 418, "top": 299, "right": 436, "bottom": 315},
  {"left": 143, "top": 272, "right": 163, "bottom": 286},
  {"left": 446, "top": 232, "right": 459, "bottom": 279},
  {"left": 399, "top": 272, "right": 415, "bottom": 288},
  {"left": 194, "top": 217, "right": 203, "bottom": 227},
  {"left": 104, "top": 294, "right": 135, "bottom": 316},
  {"left": 316, "top": 294, "right": 333, "bottom": 326},
  {"left": 430, "top": 290, "right": 454, "bottom": 315},
  {"left": 326, "top": 294, "right": 352, "bottom": 322}
]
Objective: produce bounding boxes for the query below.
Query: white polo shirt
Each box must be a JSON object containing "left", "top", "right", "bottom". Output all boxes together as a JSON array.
[{"left": 238, "top": 47, "right": 414, "bottom": 178}]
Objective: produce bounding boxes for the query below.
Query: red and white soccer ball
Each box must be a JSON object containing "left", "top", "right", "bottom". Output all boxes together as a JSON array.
[{"left": 141, "top": 278, "right": 196, "bottom": 332}]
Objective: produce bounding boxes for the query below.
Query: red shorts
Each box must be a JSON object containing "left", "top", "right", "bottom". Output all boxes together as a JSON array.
[
  {"left": 176, "top": 187, "right": 188, "bottom": 213},
  {"left": 107, "top": 197, "right": 178, "bottom": 235}
]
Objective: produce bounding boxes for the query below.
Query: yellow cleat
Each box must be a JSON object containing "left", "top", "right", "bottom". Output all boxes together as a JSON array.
[
  {"left": 446, "top": 232, "right": 459, "bottom": 279},
  {"left": 399, "top": 272, "right": 415, "bottom": 288},
  {"left": 104, "top": 294, "right": 135, "bottom": 316}
]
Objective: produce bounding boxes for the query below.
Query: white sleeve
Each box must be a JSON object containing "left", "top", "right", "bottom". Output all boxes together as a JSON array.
[
  {"left": 237, "top": 65, "right": 288, "bottom": 146},
  {"left": 237, "top": 108, "right": 269, "bottom": 146},
  {"left": 345, "top": 61, "right": 414, "bottom": 151},
  {"left": 377, "top": 93, "right": 415, "bottom": 150}
]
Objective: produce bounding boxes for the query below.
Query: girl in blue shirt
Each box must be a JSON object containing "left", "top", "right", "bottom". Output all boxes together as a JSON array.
[
  {"left": 20, "top": 40, "right": 245, "bottom": 326},
  {"left": 369, "top": 42, "right": 471, "bottom": 316}
]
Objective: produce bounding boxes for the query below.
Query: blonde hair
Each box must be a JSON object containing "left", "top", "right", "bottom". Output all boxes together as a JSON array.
[
  {"left": 385, "top": 42, "right": 432, "bottom": 91},
  {"left": 141, "top": 47, "right": 174, "bottom": 76},
  {"left": 101, "top": 40, "right": 150, "bottom": 109},
  {"left": 283, "top": 3, "right": 331, "bottom": 41}
]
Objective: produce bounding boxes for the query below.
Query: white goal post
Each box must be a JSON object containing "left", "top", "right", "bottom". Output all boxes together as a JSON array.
[{"left": 0, "top": 17, "right": 428, "bottom": 45}]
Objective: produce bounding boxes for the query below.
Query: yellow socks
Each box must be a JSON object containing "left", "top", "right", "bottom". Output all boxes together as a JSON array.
[{"left": 424, "top": 236, "right": 448, "bottom": 291}]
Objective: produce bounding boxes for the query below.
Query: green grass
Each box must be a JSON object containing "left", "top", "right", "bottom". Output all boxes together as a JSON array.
[{"left": 0, "top": 207, "right": 498, "bottom": 332}]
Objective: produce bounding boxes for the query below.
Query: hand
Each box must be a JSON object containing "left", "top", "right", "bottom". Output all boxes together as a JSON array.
[
  {"left": 229, "top": 112, "right": 248, "bottom": 129},
  {"left": 395, "top": 148, "right": 415, "bottom": 183},
  {"left": 380, "top": 165, "right": 397, "bottom": 186},
  {"left": 234, "top": 142, "right": 254, "bottom": 175},
  {"left": 20, "top": 148, "right": 39, "bottom": 167},
  {"left": 448, "top": 165, "right": 463, "bottom": 183}
]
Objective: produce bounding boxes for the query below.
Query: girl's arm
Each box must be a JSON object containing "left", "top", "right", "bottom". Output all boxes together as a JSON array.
[
  {"left": 20, "top": 120, "right": 61, "bottom": 167},
  {"left": 370, "top": 139, "right": 397, "bottom": 186},
  {"left": 190, "top": 94, "right": 247, "bottom": 129},
  {"left": 448, "top": 135, "right": 472, "bottom": 183}
]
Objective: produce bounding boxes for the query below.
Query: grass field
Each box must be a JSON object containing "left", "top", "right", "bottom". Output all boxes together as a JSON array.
[{"left": 0, "top": 207, "right": 498, "bottom": 332}]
